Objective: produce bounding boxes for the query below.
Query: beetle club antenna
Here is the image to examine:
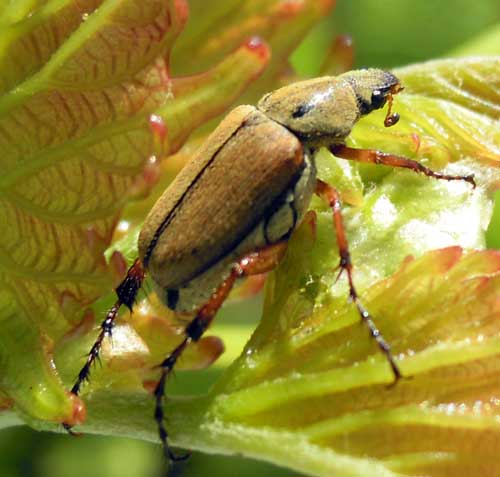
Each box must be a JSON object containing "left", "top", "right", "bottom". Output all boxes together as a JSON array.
[{"left": 384, "top": 83, "right": 403, "bottom": 127}]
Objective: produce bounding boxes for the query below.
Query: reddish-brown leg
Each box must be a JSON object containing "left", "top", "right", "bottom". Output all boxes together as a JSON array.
[
  {"left": 315, "top": 179, "right": 402, "bottom": 381},
  {"left": 154, "top": 242, "right": 288, "bottom": 463},
  {"left": 330, "top": 145, "right": 476, "bottom": 187},
  {"left": 63, "top": 259, "right": 145, "bottom": 432}
]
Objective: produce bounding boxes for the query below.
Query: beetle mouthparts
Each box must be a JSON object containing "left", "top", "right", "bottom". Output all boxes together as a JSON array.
[{"left": 390, "top": 83, "right": 404, "bottom": 95}]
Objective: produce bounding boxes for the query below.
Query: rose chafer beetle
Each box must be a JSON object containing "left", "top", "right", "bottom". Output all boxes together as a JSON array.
[{"left": 64, "top": 68, "right": 475, "bottom": 461}]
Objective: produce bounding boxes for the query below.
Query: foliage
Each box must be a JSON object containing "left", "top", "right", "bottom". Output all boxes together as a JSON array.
[{"left": 0, "top": 1, "right": 499, "bottom": 476}]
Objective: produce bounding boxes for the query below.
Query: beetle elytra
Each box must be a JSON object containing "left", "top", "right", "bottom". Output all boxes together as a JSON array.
[{"left": 64, "top": 68, "right": 475, "bottom": 461}]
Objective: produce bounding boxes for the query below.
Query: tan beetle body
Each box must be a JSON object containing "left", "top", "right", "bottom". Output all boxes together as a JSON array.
[
  {"left": 138, "top": 69, "right": 399, "bottom": 312},
  {"left": 138, "top": 105, "right": 315, "bottom": 311},
  {"left": 67, "top": 68, "right": 475, "bottom": 462}
]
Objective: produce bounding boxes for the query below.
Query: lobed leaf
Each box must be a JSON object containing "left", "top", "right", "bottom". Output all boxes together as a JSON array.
[
  {"left": 0, "top": 0, "right": 262, "bottom": 423},
  {"left": 193, "top": 247, "right": 500, "bottom": 477},
  {"left": 0, "top": 0, "right": 332, "bottom": 427},
  {"left": 163, "top": 57, "right": 499, "bottom": 475},
  {"left": 17, "top": 55, "right": 499, "bottom": 477},
  {"left": 1, "top": 3, "right": 499, "bottom": 476}
]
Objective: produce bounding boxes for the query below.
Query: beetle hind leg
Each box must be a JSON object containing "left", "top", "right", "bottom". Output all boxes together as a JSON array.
[
  {"left": 315, "top": 179, "right": 402, "bottom": 382},
  {"left": 154, "top": 242, "right": 288, "bottom": 464},
  {"left": 63, "top": 259, "right": 145, "bottom": 432}
]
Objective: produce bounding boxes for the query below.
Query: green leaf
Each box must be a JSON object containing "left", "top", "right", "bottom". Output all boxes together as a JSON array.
[
  {"left": 0, "top": 0, "right": 333, "bottom": 426},
  {"left": 11, "top": 55, "right": 499, "bottom": 477},
  {"left": 194, "top": 247, "right": 500, "bottom": 477},
  {"left": 1, "top": 2, "right": 499, "bottom": 476},
  {"left": 191, "top": 57, "right": 500, "bottom": 475},
  {"left": 22, "top": 248, "right": 500, "bottom": 477},
  {"left": 178, "top": 57, "right": 499, "bottom": 474},
  {"left": 0, "top": 0, "right": 276, "bottom": 423}
]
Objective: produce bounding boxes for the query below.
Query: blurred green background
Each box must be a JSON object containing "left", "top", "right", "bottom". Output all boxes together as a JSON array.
[{"left": 1, "top": 1, "right": 498, "bottom": 476}]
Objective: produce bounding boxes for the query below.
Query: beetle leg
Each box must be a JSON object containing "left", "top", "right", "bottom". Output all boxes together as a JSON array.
[
  {"left": 330, "top": 145, "right": 476, "bottom": 188},
  {"left": 154, "top": 241, "right": 288, "bottom": 463},
  {"left": 63, "top": 259, "right": 145, "bottom": 432},
  {"left": 315, "top": 179, "right": 402, "bottom": 383}
]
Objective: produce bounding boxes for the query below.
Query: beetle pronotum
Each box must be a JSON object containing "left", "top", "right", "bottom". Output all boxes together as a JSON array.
[{"left": 64, "top": 69, "right": 475, "bottom": 461}]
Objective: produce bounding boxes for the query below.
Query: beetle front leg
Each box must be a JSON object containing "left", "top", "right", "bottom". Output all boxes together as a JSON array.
[
  {"left": 330, "top": 145, "right": 476, "bottom": 187},
  {"left": 154, "top": 241, "right": 288, "bottom": 463},
  {"left": 315, "top": 179, "right": 402, "bottom": 382}
]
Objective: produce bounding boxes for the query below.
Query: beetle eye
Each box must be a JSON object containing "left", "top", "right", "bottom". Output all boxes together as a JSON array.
[
  {"left": 292, "top": 103, "right": 313, "bottom": 119},
  {"left": 371, "top": 89, "right": 388, "bottom": 110}
]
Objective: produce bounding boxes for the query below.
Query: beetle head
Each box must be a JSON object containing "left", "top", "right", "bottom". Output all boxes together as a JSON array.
[
  {"left": 257, "top": 69, "right": 403, "bottom": 147},
  {"left": 342, "top": 69, "right": 403, "bottom": 117}
]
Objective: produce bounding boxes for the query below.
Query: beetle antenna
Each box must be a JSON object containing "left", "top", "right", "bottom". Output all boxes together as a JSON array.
[
  {"left": 382, "top": 82, "right": 404, "bottom": 127},
  {"left": 63, "top": 259, "right": 145, "bottom": 431}
]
